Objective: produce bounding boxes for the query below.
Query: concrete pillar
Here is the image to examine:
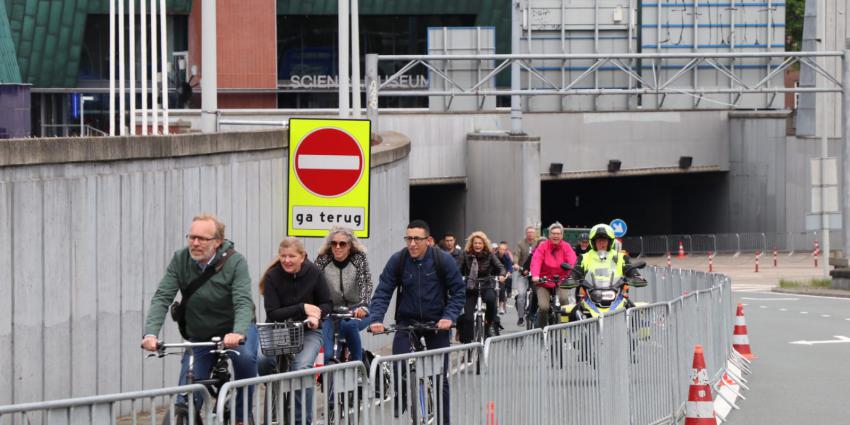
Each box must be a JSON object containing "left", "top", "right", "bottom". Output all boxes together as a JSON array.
[{"left": 466, "top": 133, "right": 541, "bottom": 245}]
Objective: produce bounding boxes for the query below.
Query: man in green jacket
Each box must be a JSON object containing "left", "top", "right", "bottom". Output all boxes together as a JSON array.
[{"left": 141, "top": 213, "right": 257, "bottom": 422}]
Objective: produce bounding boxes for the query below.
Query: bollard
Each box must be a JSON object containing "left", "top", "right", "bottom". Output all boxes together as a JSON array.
[
  {"left": 755, "top": 251, "right": 760, "bottom": 273},
  {"left": 667, "top": 251, "right": 672, "bottom": 268},
  {"left": 814, "top": 240, "right": 820, "bottom": 268},
  {"left": 709, "top": 252, "right": 714, "bottom": 272},
  {"left": 773, "top": 247, "right": 778, "bottom": 267}
]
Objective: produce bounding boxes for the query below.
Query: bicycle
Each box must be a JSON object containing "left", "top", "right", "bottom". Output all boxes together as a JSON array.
[
  {"left": 535, "top": 263, "right": 574, "bottom": 328},
  {"left": 464, "top": 276, "right": 499, "bottom": 344},
  {"left": 146, "top": 337, "right": 241, "bottom": 425},
  {"left": 256, "top": 321, "right": 306, "bottom": 425},
  {"left": 323, "top": 305, "right": 368, "bottom": 423},
  {"left": 370, "top": 322, "right": 449, "bottom": 425}
]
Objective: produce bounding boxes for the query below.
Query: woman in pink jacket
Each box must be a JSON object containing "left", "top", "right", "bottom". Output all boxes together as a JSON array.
[{"left": 530, "top": 222, "right": 577, "bottom": 327}]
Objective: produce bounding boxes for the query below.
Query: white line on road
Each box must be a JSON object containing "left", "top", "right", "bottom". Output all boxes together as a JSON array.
[
  {"left": 822, "top": 314, "right": 831, "bottom": 318},
  {"left": 741, "top": 297, "right": 799, "bottom": 301},
  {"left": 801, "top": 311, "right": 808, "bottom": 314},
  {"left": 790, "top": 335, "right": 850, "bottom": 345},
  {"left": 779, "top": 308, "right": 788, "bottom": 311},
  {"left": 760, "top": 306, "right": 768, "bottom": 309}
]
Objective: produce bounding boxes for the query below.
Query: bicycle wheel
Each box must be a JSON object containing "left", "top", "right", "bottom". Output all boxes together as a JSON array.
[
  {"left": 161, "top": 404, "right": 202, "bottom": 425},
  {"left": 473, "top": 315, "right": 484, "bottom": 344},
  {"left": 418, "top": 377, "right": 436, "bottom": 425}
]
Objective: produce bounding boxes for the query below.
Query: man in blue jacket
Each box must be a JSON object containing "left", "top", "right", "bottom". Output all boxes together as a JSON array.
[{"left": 368, "top": 219, "right": 465, "bottom": 423}]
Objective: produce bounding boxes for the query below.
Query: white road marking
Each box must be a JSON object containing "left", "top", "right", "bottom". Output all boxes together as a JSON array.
[
  {"left": 790, "top": 335, "right": 850, "bottom": 345},
  {"left": 821, "top": 314, "right": 831, "bottom": 318},
  {"left": 741, "top": 297, "right": 799, "bottom": 301},
  {"left": 779, "top": 308, "right": 788, "bottom": 312},
  {"left": 760, "top": 306, "right": 768, "bottom": 309},
  {"left": 801, "top": 311, "right": 808, "bottom": 314}
]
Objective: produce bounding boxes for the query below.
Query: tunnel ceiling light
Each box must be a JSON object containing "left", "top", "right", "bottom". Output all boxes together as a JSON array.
[
  {"left": 679, "top": 156, "right": 693, "bottom": 169},
  {"left": 549, "top": 162, "right": 563, "bottom": 176},
  {"left": 608, "top": 160, "right": 621, "bottom": 173}
]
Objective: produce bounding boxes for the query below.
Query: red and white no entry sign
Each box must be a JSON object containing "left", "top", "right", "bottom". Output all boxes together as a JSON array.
[{"left": 294, "top": 127, "right": 365, "bottom": 197}]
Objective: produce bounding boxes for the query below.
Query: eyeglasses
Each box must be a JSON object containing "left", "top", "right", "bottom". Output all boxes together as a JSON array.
[
  {"left": 186, "top": 234, "right": 218, "bottom": 243},
  {"left": 403, "top": 236, "right": 428, "bottom": 244},
  {"left": 331, "top": 241, "right": 349, "bottom": 248}
]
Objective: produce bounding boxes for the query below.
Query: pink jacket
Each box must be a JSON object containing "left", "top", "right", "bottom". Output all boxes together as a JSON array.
[{"left": 530, "top": 239, "right": 577, "bottom": 288}]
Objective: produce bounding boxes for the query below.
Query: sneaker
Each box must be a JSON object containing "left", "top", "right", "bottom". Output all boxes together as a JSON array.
[
  {"left": 517, "top": 317, "right": 524, "bottom": 326},
  {"left": 498, "top": 307, "right": 506, "bottom": 315}
]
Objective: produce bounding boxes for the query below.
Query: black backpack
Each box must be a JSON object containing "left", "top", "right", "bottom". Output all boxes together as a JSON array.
[{"left": 393, "top": 246, "right": 449, "bottom": 320}]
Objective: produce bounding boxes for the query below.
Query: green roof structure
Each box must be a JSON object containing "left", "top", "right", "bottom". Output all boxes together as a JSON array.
[{"left": 0, "top": 0, "right": 21, "bottom": 83}]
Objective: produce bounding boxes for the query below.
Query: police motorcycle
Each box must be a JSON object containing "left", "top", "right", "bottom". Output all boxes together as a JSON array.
[{"left": 561, "top": 258, "right": 648, "bottom": 322}]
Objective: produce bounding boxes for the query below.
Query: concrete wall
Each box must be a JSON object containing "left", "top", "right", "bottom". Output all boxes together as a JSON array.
[
  {"left": 0, "top": 129, "right": 410, "bottom": 405},
  {"left": 466, "top": 134, "right": 541, "bottom": 245},
  {"left": 728, "top": 112, "right": 845, "bottom": 250}
]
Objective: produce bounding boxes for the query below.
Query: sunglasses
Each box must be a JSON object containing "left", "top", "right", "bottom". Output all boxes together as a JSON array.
[{"left": 331, "top": 241, "right": 349, "bottom": 248}]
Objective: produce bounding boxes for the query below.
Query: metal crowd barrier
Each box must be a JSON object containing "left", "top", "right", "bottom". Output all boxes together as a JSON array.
[
  {"left": 625, "top": 230, "right": 844, "bottom": 257},
  {"left": 215, "top": 361, "right": 368, "bottom": 425},
  {"left": 0, "top": 267, "right": 739, "bottom": 425},
  {"left": 482, "top": 329, "right": 547, "bottom": 425},
  {"left": 368, "top": 342, "right": 483, "bottom": 425},
  {"left": 0, "top": 384, "right": 211, "bottom": 425}
]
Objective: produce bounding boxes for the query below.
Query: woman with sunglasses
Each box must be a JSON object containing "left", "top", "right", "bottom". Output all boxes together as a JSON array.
[{"left": 314, "top": 226, "right": 373, "bottom": 362}]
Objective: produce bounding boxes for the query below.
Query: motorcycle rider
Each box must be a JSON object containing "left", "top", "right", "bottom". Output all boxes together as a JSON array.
[
  {"left": 569, "top": 224, "right": 645, "bottom": 308},
  {"left": 573, "top": 233, "right": 591, "bottom": 257}
]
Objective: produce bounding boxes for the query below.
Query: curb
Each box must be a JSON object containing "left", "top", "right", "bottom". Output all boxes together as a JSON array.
[{"left": 771, "top": 287, "right": 850, "bottom": 298}]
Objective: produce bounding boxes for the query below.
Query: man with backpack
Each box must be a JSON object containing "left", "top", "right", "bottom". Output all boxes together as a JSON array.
[{"left": 368, "top": 219, "right": 465, "bottom": 424}]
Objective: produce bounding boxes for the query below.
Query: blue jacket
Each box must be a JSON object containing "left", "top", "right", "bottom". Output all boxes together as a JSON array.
[{"left": 368, "top": 246, "right": 466, "bottom": 325}]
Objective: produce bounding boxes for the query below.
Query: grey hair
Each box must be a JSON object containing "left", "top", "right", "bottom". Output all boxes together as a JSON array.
[
  {"left": 317, "top": 226, "right": 368, "bottom": 256},
  {"left": 548, "top": 221, "right": 565, "bottom": 234}
]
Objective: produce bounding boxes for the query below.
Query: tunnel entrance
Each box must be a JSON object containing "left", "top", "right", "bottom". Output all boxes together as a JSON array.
[
  {"left": 409, "top": 183, "right": 467, "bottom": 241},
  {"left": 541, "top": 171, "right": 728, "bottom": 236}
]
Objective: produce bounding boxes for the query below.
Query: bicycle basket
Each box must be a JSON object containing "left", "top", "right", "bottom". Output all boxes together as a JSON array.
[{"left": 258, "top": 322, "right": 304, "bottom": 355}]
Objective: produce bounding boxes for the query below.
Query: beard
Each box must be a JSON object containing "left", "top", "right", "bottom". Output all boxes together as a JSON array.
[{"left": 190, "top": 244, "right": 216, "bottom": 262}]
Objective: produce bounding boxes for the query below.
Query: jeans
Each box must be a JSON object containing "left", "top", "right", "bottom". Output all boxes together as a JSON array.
[
  {"left": 257, "top": 329, "right": 322, "bottom": 425},
  {"left": 536, "top": 286, "right": 571, "bottom": 327},
  {"left": 176, "top": 323, "right": 258, "bottom": 421},
  {"left": 392, "top": 327, "right": 452, "bottom": 425},
  {"left": 514, "top": 273, "right": 528, "bottom": 318},
  {"left": 322, "top": 317, "right": 365, "bottom": 362}
]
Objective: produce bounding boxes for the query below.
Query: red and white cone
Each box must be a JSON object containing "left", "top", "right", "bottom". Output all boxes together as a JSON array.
[
  {"left": 667, "top": 251, "right": 672, "bottom": 268},
  {"left": 773, "top": 247, "right": 778, "bottom": 267},
  {"left": 685, "top": 344, "right": 716, "bottom": 425},
  {"left": 754, "top": 251, "right": 760, "bottom": 273},
  {"left": 814, "top": 240, "right": 820, "bottom": 268},
  {"left": 732, "top": 304, "right": 757, "bottom": 360},
  {"left": 314, "top": 346, "right": 325, "bottom": 368},
  {"left": 708, "top": 252, "right": 714, "bottom": 273},
  {"left": 678, "top": 241, "right": 686, "bottom": 258}
]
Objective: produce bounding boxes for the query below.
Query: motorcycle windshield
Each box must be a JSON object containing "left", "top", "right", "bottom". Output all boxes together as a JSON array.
[{"left": 587, "top": 269, "right": 615, "bottom": 290}]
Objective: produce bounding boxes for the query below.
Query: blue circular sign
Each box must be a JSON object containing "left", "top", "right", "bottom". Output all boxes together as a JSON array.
[{"left": 610, "top": 218, "right": 628, "bottom": 238}]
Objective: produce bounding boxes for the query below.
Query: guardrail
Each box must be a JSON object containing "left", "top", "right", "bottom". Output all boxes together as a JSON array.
[
  {"left": 0, "top": 267, "right": 741, "bottom": 425},
  {"left": 0, "top": 384, "right": 211, "bottom": 425},
  {"left": 624, "top": 230, "right": 844, "bottom": 256}
]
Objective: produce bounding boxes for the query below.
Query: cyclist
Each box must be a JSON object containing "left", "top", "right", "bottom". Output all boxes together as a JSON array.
[
  {"left": 574, "top": 232, "right": 591, "bottom": 256},
  {"left": 495, "top": 241, "right": 513, "bottom": 315},
  {"left": 513, "top": 226, "right": 541, "bottom": 326},
  {"left": 314, "top": 226, "right": 372, "bottom": 362},
  {"left": 530, "top": 222, "right": 577, "bottom": 327},
  {"left": 141, "top": 214, "right": 257, "bottom": 424},
  {"left": 570, "top": 223, "right": 644, "bottom": 306},
  {"left": 368, "top": 219, "right": 465, "bottom": 425},
  {"left": 259, "top": 237, "right": 332, "bottom": 425},
  {"left": 457, "top": 231, "right": 506, "bottom": 342}
]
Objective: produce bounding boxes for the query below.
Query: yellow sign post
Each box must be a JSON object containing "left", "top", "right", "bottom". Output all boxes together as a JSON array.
[{"left": 287, "top": 118, "right": 371, "bottom": 237}]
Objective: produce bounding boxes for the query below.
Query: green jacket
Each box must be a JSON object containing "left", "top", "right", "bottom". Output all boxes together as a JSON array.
[{"left": 143, "top": 240, "right": 254, "bottom": 340}]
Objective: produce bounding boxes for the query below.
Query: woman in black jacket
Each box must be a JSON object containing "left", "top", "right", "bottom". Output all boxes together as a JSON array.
[
  {"left": 457, "top": 231, "right": 506, "bottom": 343},
  {"left": 258, "top": 237, "right": 332, "bottom": 424}
]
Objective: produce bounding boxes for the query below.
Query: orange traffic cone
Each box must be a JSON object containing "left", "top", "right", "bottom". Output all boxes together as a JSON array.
[
  {"left": 732, "top": 304, "right": 757, "bottom": 360},
  {"left": 678, "top": 241, "right": 686, "bottom": 258},
  {"left": 486, "top": 401, "right": 499, "bottom": 425},
  {"left": 685, "top": 344, "right": 717, "bottom": 425},
  {"left": 314, "top": 346, "right": 325, "bottom": 368}
]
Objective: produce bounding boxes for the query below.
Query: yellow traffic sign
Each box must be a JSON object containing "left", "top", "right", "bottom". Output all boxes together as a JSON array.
[{"left": 288, "top": 118, "right": 371, "bottom": 237}]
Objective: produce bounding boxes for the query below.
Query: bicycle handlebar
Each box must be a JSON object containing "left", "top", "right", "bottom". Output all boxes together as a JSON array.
[{"left": 367, "top": 321, "right": 449, "bottom": 335}]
